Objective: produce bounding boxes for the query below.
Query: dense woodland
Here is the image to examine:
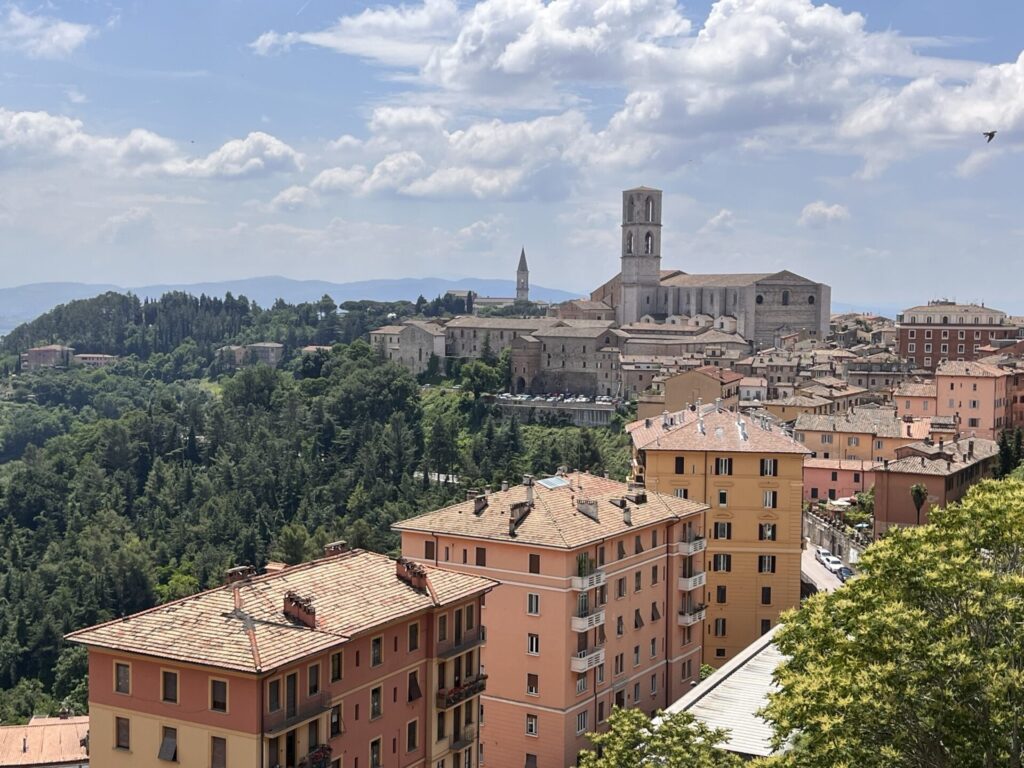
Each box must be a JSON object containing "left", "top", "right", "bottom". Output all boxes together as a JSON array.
[{"left": 0, "top": 293, "right": 630, "bottom": 724}]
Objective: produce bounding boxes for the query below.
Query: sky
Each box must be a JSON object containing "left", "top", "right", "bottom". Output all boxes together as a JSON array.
[{"left": 1, "top": 0, "right": 1023, "bottom": 311}]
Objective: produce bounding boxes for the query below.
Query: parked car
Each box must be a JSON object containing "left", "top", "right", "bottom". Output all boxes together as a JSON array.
[
  {"left": 836, "top": 566, "right": 856, "bottom": 582},
  {"left": 821, "top": 555, "right": 844, "bottom": 573},
  {"left": 814, "top": 547, "right": 832, "bottom": 564}
]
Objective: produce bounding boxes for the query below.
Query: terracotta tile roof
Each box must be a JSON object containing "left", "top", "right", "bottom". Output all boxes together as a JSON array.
[
  {"left": 67, "top": 550, "right": 495, "bottom": 674},
  {"left": 628, "top": 406, "right": 810, "bottom": 455},
  {"left": 660, "top": 273, "right": 773, "bottom": 288},
  {"left": 393, "top": 473, "right": 706, "bottom": 549},
  {"left": 763, "top": 395, "right": 831, "bottom": 408},
  {"left": 893, "top": 382, "right": 937, "bottom": 398},
  {"left": 803, "top": 458, "right": 882, "bottom": 471},
  {"left": 0, "top": 717, "right": 89, "bottom": 767},
  {"left": 445, "top": 316, "right": 560, "bottom": 330},
  {"left": 740, "top": 377, "right": 767, "bottom": 387},
  {"left": 370, "top": 325, "right": 405, "bottom": 335},
  {"left": 936, "top": 360, "right": 1008, "bottom": 378},
  {"left": 794, "top": 409, "right": 930, "bottom": 440},
  {"left": 879, "top": 438, "right": 998, "bottom": 475},
  {"left": 689, "top": 366, "right": 744, "bottom": 384}
]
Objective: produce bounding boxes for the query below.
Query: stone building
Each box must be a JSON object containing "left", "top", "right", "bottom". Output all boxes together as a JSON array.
[
  {"left": 369, "top": 320, "right": 446, "bottom": 375},
  {"left": 20, "top": 344, "right": 74, "bottom": 371}
]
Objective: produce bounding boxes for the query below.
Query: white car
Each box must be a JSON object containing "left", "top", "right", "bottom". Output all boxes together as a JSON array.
[
  {"left": 814, "top": 547, "right": 832, "bottom": 564},
  {"left": 821, "top": 555, "right": 844, "bottom": 573}
]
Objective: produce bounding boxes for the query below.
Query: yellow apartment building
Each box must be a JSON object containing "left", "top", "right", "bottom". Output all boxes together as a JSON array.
[
  {"left": 627, "top": 405, "right": 809, "bottom": 663},
  {"left": 394, "top": 473, "right": 708, "bottom": 768}
]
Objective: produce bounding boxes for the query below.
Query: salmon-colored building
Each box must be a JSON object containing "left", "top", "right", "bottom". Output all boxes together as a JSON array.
[
  {"left": 67, "top": 547, "right": 496, "bottom": 768},
  {"left": 802, "top": 458, "right": 879, "bottom": 502},
  {"left": 873, "top": 437, "right": 999, "bottom": 537},
  {"left": 394, "top": 474, "right": 708, "bottom": 768},
  {"left": 934, "top": 361, "right": 1011, "bottom": 441},
  {"left": 793, "top": 407, "right": 931, "bottom": 461},
  {"left": 894, "top": 381, "right": 938, "bottom": 420},
  {"left": 627, "top": 405, "right": 808, "bottom": 665}
]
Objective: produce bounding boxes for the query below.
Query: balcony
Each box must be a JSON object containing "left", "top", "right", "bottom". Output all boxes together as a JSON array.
[
  {"left": 677, "top": 605, "right": 707, "bottom": 627},
  {"left": 436, "top": 674, "right": 488, "bottom": 709},
  {"left": 570, "top": 608, "right": 606, "bottom": 633},
  {"left": 677, "top": 537, "right": 707, "bottom": 556},
  {"left": 437, "top": 625, "right": 485, "bottom": 659},
  {"left": 264, "top": 691, "right": 332, "bottom": 737},
  {"left": 569, "top": 646, "right": 605, "bottom": 673},
  {"left": 571, "top": 569, "right": 606, "bottom": 591},
  {"left": 677, "top": 572, "right": 706, "bottom": 591},
  {"left": 451, "top": 723, "right": 478, "bottom": 752}
]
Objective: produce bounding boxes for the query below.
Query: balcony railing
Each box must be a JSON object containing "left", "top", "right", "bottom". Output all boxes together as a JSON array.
[
  {"left": 569, "top": 646, "right": 605, "bottom": 673},
  {"left": 677, "top": 537, "right": 707, "bottom": 556},
  {"left": 451, "top": 722, "right": 478, "bottom": 752},
  {"left": 436, "top": 674, "right": 488, "bottom": 709},
  {"left": 570, "top": 608, "right": 606, "bottom": 633},
  {"left": 571, "top": 569, "right": 606, "bottom": 591},
  {"left": 264, "top": 691, "right": 332, "bottom": 737},
  {"left": 677, "top": 572, "right": 706, "bottom": 591},
  {"left": 677, "top": 605, "right": 707, "bottom": 627},
  {"left": 437, "top": 625, "right": 485, "bottom": 659}
]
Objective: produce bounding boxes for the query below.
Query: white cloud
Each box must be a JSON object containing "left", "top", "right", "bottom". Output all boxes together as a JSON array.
[
  {"left": 311, "top": 166, "right": 369, "bottom": 193},
  {"left": 0, "top": 7, "right": 95, "bottom": 59},
  {"left": 268, "top": 185, "right": 319, "bottom": 212},
  {"left": 250, "top": 0, "right": 458, "bottom": 67},
  {"left": 65, "top": 88, "right": 88, "bottom": 104},
  {"left": 160, "top": 132, "right": 303, "bottom": 178},
  {"left": 99, "top": 207, "right": 154, "bottom": 244},
  {"left": 698, "top": 208, "right": 735, "bottom": 235},
  {"left": 798, "top": 201, "right": 850, "bottom": 228}
]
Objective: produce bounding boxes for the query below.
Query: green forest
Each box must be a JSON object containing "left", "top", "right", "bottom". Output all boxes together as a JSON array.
[{"left": 0, "top": 292, "right": 630, "bottom": 724}]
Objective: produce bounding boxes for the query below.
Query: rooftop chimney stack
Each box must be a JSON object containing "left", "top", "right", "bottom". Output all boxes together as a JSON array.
[
  {"left": 968, "top": 439, "right": 975, "bottom": 459},
  {"left": 283, "top": 591, "right": 317, "bottom": 628},
  {"left": 623, "top": 506, "right": 632, "bottom": 526},
  {"left": 225, "top": 565, "right": 256, "bottom": 584},
  {"left": 395, "top": 557, "right": 430, "bottom": 591},
  {"left": 323, "top": 540, "right": 349, "bottom": 557},
  {"left": 523, "top": 474, "right": 535, "bottom": 506},
  {"left": 473, "top": 494, "right": 488, "bottom": 515},
  {"left": 501, "top": 480, "right": 509, "bottom": 492}
]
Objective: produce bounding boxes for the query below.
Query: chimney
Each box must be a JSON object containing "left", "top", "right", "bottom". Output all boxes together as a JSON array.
[
  {"left": 323, "top": 540, "right": 349, "bottom": 557},
  {"left": 968, "top": 439, "right": 974, "bottom": 459},
  {"left": 225, "top": 565, "right": 256, "bottom": 584},
  {"left": 523, "top": 474, "right": 535, "bottom": 506},
  {"left": 264, "top": 561, "right": 288, "bottom": 574},
  {"left": 501, "top": 480, "right": 509, "bottom": 492},
  {"left": 939, "top": 439, "right": 944, "bottom": 451},
  {"left": 623, "top": 506, "right": 632, "bottom": 526},
  {"left": 662, "top": 410, "right": 670, "bottom": 429},
  {"left": 883, "top": 458, "right": 889, "bottom": 470},
  {"left": 283, "top": 591, "right": 316, "bottom": 628},
  {"left": 473, "top": 495, "right": 488, "bottom": 515},
  {"left": 715, "top": 397, "right": 722, "bottom": 412},
  {"left": 59, "top": 707, "right": 70, "bottom": 720},
  {"left": 576, "top": 498, "right": 599, "bottom": 521},
  {"left": 508, "top": 517, "right": 517, "bottom": 537}
]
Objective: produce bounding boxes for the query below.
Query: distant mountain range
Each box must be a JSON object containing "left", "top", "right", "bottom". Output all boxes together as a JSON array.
[{"left": 0, "top": 277, "right": 585, "bottom": 336}]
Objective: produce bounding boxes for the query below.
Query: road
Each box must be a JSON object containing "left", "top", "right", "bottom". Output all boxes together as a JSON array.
[{"left": 801, "top": 546, "right": 844, "bottom": 593}]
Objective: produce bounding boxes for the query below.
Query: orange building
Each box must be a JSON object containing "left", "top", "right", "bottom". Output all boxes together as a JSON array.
[
  {"left": 802, "top": 458, "right": 879, "bottom": 502},
  {"left": 934, "top": 361, "right": 1011, "bottom": 440},
  {"left": 394, "top": 473, "right": 708, "bottom": 768},
  {"left": 627, "top": 405, "right": 808, "bottom": 665},
  {"left": 68, "top": 547, "right": 495, "bottom": 768},
  {"left": 793, "top": 407, "right": 931, "bottom": 461},
  {"left": 894, "top": 381, "right": 938, "bottom": 420}
]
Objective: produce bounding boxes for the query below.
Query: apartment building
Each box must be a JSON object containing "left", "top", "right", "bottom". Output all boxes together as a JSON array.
[
  {"left": 934, "top": 361, "right": 1011, "bottom": 440},
  {"left": 894, "top": 382, "right": 938, "bottom": 420},
  {"left": 895, "top": 301, "right": 1013, "bottom": 371},
  {"left": 394, "top": 474, "right": 708, "bottom": 768},
  {"left": 637, "top": 366, "right": 743, "bottom": 420},
  {"left": 67, "top": 547, "right": 495, "bottom": 768},
  {"left": 627, "top": 405, "right": 808, "bottom": 664},
  {"left": 803, "top": 458, "right": 879, "bottom": 502},
  {"left": 793, "top": 407, "right": 931, "bottom": 461}
]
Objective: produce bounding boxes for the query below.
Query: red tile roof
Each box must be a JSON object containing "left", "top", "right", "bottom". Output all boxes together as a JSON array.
[{"left": 0, "top": 717, "right": 89, "bottom": 767}]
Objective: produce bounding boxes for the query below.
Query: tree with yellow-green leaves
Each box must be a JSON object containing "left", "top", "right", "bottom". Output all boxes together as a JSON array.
[{"left": 761, "top": 478, "right": 1024, "bottom": 768}]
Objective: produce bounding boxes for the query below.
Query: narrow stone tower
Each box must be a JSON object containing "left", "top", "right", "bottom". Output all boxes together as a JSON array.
[
  {"left": 619, "top": 187, "right": 663, "bottom": 326},
  {"left": 516, "top": 247, "right": 529, "bottom": 302}
]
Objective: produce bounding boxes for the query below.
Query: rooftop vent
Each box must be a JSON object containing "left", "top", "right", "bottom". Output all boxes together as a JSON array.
[
  {"left": 501, "top": 480, "right": 509, "bottom": 492},
  {"left": 395, "top": 557, "right": 429, "bottom": 592},
  {"left": 473, "top": 495, "right": 488, "bottom": 516},
  {"left": 323, "top": 540, "right": 349, "bottom": 557},
  {"left": 624, "top": 490, "right": 647, "bottom": 505},
  {"left": 225, "top": 565, "right": 256, "bottom": 584},
  {"left": 576, "top": 498, "right": 599, "bottom": 521},
  {"left": 610, "top": 497, "right": 627, "bottom": 509},
  {"left": 283, "top": 591, "right": 316, "bottom": 628}
]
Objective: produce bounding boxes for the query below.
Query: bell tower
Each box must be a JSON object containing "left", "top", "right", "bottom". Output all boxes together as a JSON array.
[
  {"left": 516, "top": 247, "right": 529, "bottom": 302},
  {"left": 619, "top": 186, "right": 662, "bottom": 326}
]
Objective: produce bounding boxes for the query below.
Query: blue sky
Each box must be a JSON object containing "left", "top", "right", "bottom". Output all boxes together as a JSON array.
[{"left": 1, "top": 0, "right": 1023, "bottom": 311}]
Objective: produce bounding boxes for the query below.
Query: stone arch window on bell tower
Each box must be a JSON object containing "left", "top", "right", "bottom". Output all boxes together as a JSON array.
[
  {"left": 626, "top": 231, "right": 634, "bottom": 255},
  {"left": 644, "top": 232, "right": 653, "bottom": 255},
  {"left": 645, "top": 196, "right": 654, "bottom": 222}
]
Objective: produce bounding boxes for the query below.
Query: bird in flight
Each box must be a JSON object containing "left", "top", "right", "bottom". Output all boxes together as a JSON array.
[{"left": 983, "top": 131, "right": 997, "bottom": 143}]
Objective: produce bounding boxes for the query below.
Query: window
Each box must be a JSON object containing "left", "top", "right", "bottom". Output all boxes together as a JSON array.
[
  {"left": 908, "top": 343, "right": 916, "bottom": 352},
  {"left": 616, "top": 577, "right": 627, "bottom": 598},
  {"left": 634, "top": 682, "right": 641, "bottom": 702},
  {"left": 438, "top": 615, "right": 448, "bottom": 642},
  {"left": 674, "top": 456, "right": 684, "bottom": 474},
  {"left": 713, "top": 521, "right": 732, "bottom": 539},
  {"left": 371, "top": 738, "right": 382, "bottom": 768},
  {"left": 718, "top": 489, "right": 728, "bottom": 507},
  {"left": 761, "top": 586, "right": 772, "bottom": 605},
  {"left": 714, "top": 618, "right": 727, "bottom": 636},
  {"left": 210, "top": 679, "right": 228, "bottom": 713},
  {"left": 331, "top": 652, "right": 342, "bottom": 682},
  {"left": 372, "top": 637, "right": 383, "bottom": 666},
  {"left": 763, "top": 490, "right": 778, "bottom": 509},
  {"left": 424, "top": 540, "right": 435, "bottom": 560},
  {"left": 617, "top": 541, "right": 627, "bottom": 559},
  {"left": 821, "top": 434, "right": 833, "bottom": 444},
  {"left": 650, "top": 638, "right": 658, "bottom": 657},
  {"left": 759, "top": 522, "right": 777, "bottom": 541},
  {"left": 408, "top": 671, "right": 422, "bottom": 702},
  {"left": 634, "top": 571, "right": 642, "bottom": 592},
  {"left": 714, "top": 457, "right": 733, "bottom": 475},
  {"left": 716, "top": 585, "right": 727, "bottom": 603},
  {"left": 634, "top": 609, "right": 644, "bottom": 629},
  {"left": 529, "top": 554, "right": 540, "bottom": 573},
  {"left": 652, "top": 529, "right": 659, "bottom": 548},
  {"left": 760, "top": 458, "right": 778, "bottom": 476},
  {"left": 811, "top": 487, "right": 819, "bottom": 498},
  {"left": 576, "top": 674, "right": 587, "bottom": 694},
  {"left": 115, "top": 717, "right": 130, "bottom": 750},
  {"left": 633, "top": 645, "right": 641, "bottom": 665},
  {"left": 211, "top": 736, "right": 226, "bottom": 768},
  {"left": 308, "top": 720, "right": 319, "bottom": 749},
  {"left": 158, "top": 727, "right": 177, "bottom": 762},
  {"left": 115, "top": 662, "right": 131, "bottom": 694},
  {"left": 782, "top": 290, "right": 790, "bottom": 306},
  {"left": 651, "top": 565, "right": 659, "bottom": 585},
  {"left": 407, "top": 720, "right": 418, "bottom": 752},
  {"left": 526, "top": 714, "right": 538, "bottom": 735},
  {"left": 616, "top": 616, "right": 624, "bottom": 636},
  {"left": 527, "top": 634, "right": 540, "bottom": 654},
  {"left": 162, "top": 670, "right": 178, "bottom": 704},
  {"left": 475, "top": 547, "right": 487, "bottom": 567},
  {"left": 614, "top": 653, "right": 624, "bottom": 675},
  {"left": 675, "top": 488, "right": 689, "bottom": 499},
  {"left": 712, "top": 554, "right": 732, "bottom": 572},
  {"left": 331, "top": 705, "right": 342, "bottom": 737},
  {"left": 303, "top": 665, "right": 318, "bottom": 699},
  {"left": 597, "top": 664, "right": 605, "bottom": 684},
  {"left": 758, "top": 555, "right": 777, "bottom": 574},
  {"left": 409, "top": 623, "right": 420, "bottom": 652},
  {"left": 848, "top": 436, "right": 859, "bottom": 447},
  {"left": 634, "top": 535, "right": 643, "bottom": 555},
  {"left": 371, "top": 686, "right": 382, "bottom": 719},
  {"left": 436, "top": 712, "right": 446, "bottom": 741},
  {"left": 527, "top": 593, "right": 540, "bottom": 615},
  {"left": 761, "top": 619, "right": 772, "bottom": 635},
  {"left": 527, "top": 674, "right": 539, "bottom": 695},
  {"left": 576, "top": 711, "right": 589, "bottom": 734},
  {"left": 466, "top": 604, "right": 475, "bottom": 630},
  {"left": 268, "top": 678, "right": 281, "bottom": 712}
]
